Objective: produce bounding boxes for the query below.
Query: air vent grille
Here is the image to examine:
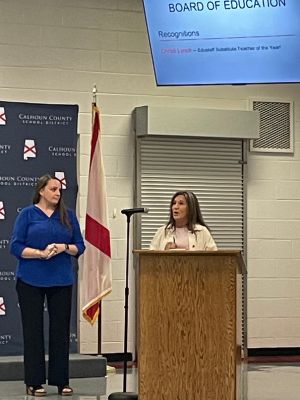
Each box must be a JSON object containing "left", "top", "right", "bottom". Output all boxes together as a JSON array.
[{"left": 250, "top": 100, "right": 293, "bottom": 153}]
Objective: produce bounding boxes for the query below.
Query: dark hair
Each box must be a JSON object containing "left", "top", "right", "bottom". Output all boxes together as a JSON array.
[
  {"left": 166, "top": 191, "right": 209, "bottom": 233},
  {"left": 33, "top": 174, "right": 71, "bottom": 228}
]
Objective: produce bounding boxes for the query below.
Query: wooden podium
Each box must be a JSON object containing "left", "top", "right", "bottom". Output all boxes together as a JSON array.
[{"left": 134, "top": 250, "right": 246, "bottom": 400}]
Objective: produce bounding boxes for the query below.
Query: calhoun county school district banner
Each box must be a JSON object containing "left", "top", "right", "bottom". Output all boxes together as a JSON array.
[{"left": 0, "top": 101, "right": 79, "bottom": 356}]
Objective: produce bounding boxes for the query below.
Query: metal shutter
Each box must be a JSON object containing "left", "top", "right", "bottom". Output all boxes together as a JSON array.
[{"left": 135, "top": 136, "right": 246, "bottom": 253}]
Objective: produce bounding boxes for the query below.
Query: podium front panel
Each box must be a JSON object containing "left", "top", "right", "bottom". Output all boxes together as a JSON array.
[{"left": 135, "top": 251, "right": 244, "bottom": 400}]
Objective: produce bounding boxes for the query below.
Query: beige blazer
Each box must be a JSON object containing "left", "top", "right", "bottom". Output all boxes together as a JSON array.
[{"left": 150, "top": 224, "right": 217, "bottom": 251}]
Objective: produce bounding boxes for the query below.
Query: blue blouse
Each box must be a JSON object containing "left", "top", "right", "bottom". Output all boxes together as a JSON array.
[{"left": 10, "top": 205, "right": 85, "bottom": 287}]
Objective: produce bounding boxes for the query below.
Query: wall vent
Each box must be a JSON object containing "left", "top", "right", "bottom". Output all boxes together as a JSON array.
[{"left": 249, "top": 99, "right": 294, "bottom": 154}]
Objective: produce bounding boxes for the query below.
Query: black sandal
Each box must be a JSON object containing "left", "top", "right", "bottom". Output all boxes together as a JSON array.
[
  {"left": 57, "top": 385, "right": 73, "bottom": 396},
  {"left": 26, "top": 385, "right": 46, "bottom": 397}
]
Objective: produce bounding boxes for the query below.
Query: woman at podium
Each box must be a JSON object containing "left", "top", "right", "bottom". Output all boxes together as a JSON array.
[{"left": 150, "top": 190, "right": 217, "bottom": 251}]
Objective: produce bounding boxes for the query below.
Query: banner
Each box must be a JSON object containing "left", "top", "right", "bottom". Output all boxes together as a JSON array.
[{"left": 0, "top": 101, "right": 78, "bottom": 355}]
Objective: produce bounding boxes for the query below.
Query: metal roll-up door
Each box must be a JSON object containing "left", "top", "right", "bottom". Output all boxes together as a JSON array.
[{"left": 135, "top": 135, "right": 246, "bottom": 252}]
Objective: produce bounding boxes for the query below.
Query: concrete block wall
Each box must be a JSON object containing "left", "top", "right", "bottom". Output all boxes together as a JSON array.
[
  {"left": 247, "top": 129, "right": 300, "bottom": 348},
  {"left": 0, "top": 0, "right": 300, "bottom": 353}
]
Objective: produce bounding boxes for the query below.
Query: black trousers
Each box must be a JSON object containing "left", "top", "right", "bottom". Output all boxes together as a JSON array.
[{"left": 16, "top": 279, "right": 72, "bottom": 387}]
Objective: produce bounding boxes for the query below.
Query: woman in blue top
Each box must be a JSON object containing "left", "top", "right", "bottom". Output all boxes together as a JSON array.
[{"left": 10, "top": 174, "right": 85, "bottom": 397}]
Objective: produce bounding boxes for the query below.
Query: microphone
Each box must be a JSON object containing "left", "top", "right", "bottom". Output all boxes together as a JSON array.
[{"left": 121, "top": 207, "right": 149, "bottom": 216}]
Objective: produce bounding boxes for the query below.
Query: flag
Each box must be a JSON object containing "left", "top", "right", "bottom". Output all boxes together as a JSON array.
[
  {"left": 0, "top": 297, "right": 5, "bottom": 315},
  {"left": 55, "top": 171, "right": 67, "bottom": 189},
  {"left": 0, "top": 107, "right": 6, "bottom": 125},
  {"left": 23, "top": 139, "right": 37, "bottom": 160},
  {"left": 82, "top": 104, "right": 112, "bottom": 324},
  {"left": 0, "top": 201, "right": 5, "bottom": 220}
]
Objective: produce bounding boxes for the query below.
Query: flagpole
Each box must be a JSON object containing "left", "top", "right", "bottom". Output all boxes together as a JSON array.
[{"left": 92, "top": 84, "right": 102, "bottom": 356}]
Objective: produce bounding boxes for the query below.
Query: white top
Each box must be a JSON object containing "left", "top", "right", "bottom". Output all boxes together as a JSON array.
[
  {"left": 150, "top": 224, "right": 217, "bottom": 251},
  {"left": 173, "top": 227, "right": 189, "bottom": 249}
]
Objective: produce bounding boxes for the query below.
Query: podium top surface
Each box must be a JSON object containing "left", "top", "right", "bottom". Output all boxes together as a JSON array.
[{"left": 133, "top": 249, "right": 246, "bottom": 274}]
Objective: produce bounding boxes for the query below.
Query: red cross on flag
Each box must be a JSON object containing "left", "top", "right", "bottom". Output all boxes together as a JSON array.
[
  {"left": 0, "top": 297, "right": 6, "bottom": 315},
  {"left": 54, "top": 171, "right": 67, "bottom": 189},
  {"left": 0, "top": 202, "right": 5, "bottom": 220},
  {"left": 23, "top": 139, "right": 37, "bottom": 160},
  {"left": 0, "top": 107, "right": 6, "bottom": 125}
]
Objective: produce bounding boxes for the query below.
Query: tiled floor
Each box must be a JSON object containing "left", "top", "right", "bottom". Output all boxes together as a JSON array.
[{"left": 0, "top": 363, "right": 300, "bottom": 399}]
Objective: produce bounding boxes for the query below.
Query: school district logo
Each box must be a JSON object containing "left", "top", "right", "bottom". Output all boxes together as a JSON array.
[
  {"left": 0, "top": 297, "right": 5, "bottom": 315},
  {"left": 55, "top": 171, "right": 67, "bottom": 189},
  {"left": 0, "top": 107, "right": 6, "bottom": 125},
  {"left": 70, "top": 332, "right": 77, "bottom": 344},
  {"left": 49, "top": 145, "right": 76, "bottom": 158},
  {"left": 0, "top": 239, "right": 9, "bottom": 249},
  {"left": 23, "top": 139, "right": 37, "bottom": 160},
  {"left": 0, "top": 334, "right": 12, "bottom": 345},
  {"left": 0, "top": 271, "right": 15, "bottom": 281},
  {"left": 0, "top": 144, "right": 11, "bottom": 155},
  {"left": 0, "top": 202, "right": 5, "bottom": 220}
]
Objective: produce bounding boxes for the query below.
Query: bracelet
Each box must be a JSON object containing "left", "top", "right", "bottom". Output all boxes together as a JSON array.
[{"left": 65, "top": 243, "right": 70, "bottom": 251}]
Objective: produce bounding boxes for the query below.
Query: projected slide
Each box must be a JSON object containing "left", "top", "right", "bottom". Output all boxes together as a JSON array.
[{"left": 143, "top": 0, "right": 300, "bottom": 85}]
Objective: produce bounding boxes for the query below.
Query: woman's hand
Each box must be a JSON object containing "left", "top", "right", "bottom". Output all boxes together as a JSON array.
[
  {"left": 40, "top": 243, "right": 58, "bottom": 259},
  {"left": 165, "top": 241, "right": 177, "bottom": 250},
  {"left": 39, "top": 243, "right": 78, "bottom": 259}
]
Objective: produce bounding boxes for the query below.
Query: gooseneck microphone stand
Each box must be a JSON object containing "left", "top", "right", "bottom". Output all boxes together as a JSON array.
[{"left": 108, "top": 208, "right": 148, "bottom": 400}]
